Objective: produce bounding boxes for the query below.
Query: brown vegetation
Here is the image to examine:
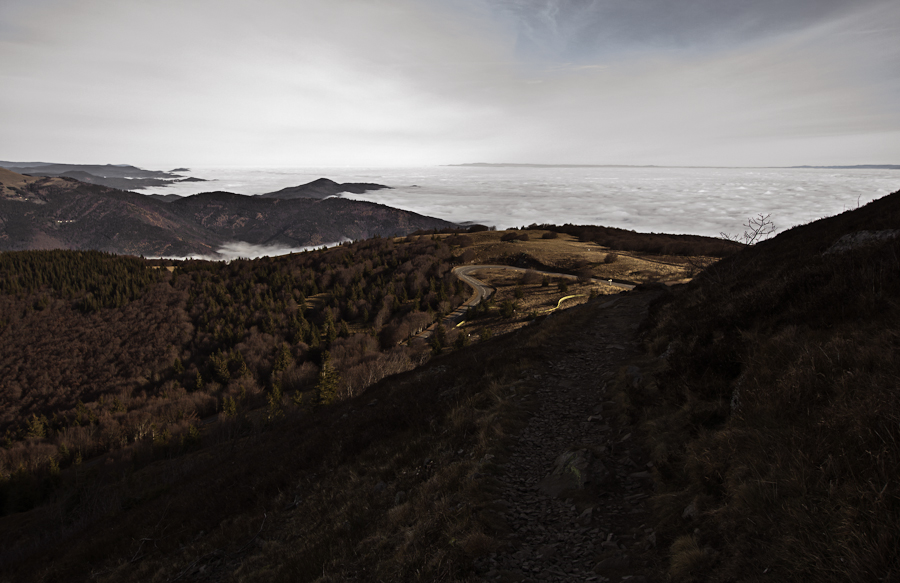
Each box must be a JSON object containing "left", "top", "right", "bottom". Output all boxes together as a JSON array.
[
  {"left": 535, "top": 223, "right": 742, "bottom": 257},
  {"left": 0, "top": 288, "right": 543, "bottom": 582},
  {"left": 0, "top": 237, "right": 468, "bottom": 516},
  {"left": 618, "top": 190, "right": 900, "bottom": 582},
  {"left": 5, "top": 194, "right": 892, "bottom": 582}
]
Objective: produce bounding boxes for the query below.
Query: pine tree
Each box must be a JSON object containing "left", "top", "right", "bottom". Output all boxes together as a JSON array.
[
  {"left": 431, "top": 322, "right": 447, "bottom": 354},
  {"left": 223, "top": 395, "right": 238, "bottom": 417},
  {"left": 26, "top": 414, "right": 46, "bottom": 439},
  {"left": 210, "top": 350, "right": 231, "bottom": 383},
  {"left": 315, "top": 351, "right": 341, "bottom": 406},
  {"left": 273, "top": 343, "right": 294, "bottom": 372},
  {"left": 267, "top": 380, "right": 284, "bottom": 420}
]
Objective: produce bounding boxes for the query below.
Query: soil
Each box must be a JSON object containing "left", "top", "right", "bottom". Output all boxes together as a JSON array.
[
  {"left": 473, "top": 289, "right": 667, "bottom": 583},
  {"left": 457, "top": 270, "right": 621, "bottom": 339},
  {"left": 447, "top": 231, "right": 695, "bottom": 284}
]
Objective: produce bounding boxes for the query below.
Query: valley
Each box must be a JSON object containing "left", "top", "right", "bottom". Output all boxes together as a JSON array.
[{"left": 1, "top": 191, "right": 898, "bottom": 582}]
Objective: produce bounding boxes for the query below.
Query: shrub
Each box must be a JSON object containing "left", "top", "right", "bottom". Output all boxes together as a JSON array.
[
  {"left": 520, "top": 269, "right": 542, "bottom": 285},
  {"left": 603, "top": 252, "right": 619, "bottom": 264},
  {"left": 445, "top": 235, "right": 474, "bottom": 248}
]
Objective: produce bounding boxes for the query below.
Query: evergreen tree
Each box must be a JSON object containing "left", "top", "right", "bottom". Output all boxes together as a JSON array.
[
  {"left": 315, "top": 351, "right": 341, "bottom": 406},
  {"left": 210, "top": 350, "right": 231, "bottom": 383},
  {"left": 267, "top": 380, "right": 284, "bottom": 420},
  {"left": 431, "top": 322, "right": 447, "bottom": 354},
  {"left": 223, "top": 396, "right": 238, "bottom": 417},
  {"left": 273, "top": 343, "right": 294, "bottom": 373}
]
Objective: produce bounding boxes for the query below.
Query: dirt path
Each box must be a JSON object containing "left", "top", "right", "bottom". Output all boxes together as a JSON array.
[{"left": 474, "top": 290, "right": 665, "bottom": 583}]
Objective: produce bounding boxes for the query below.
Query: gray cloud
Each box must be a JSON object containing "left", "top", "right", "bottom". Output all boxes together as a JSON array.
[
  {"left": 0, "top": 0, "right": 897, "bottom": 168},
  {"left": 466, "top": 0, "right": 885, "bottom": 61}
]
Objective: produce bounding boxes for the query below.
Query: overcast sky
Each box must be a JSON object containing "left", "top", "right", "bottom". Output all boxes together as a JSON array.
[{"left": 1, "top": 0, "right": 898, "bottom": 167}]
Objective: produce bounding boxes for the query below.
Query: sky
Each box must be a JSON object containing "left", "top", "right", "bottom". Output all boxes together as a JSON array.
[{"left": 1, "top": 0, "right": 899, "bottom": 168}]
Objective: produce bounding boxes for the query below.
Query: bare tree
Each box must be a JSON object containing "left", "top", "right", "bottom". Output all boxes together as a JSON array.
[{"left": 721, "top": 214, "right": 777, "bottom": 245}]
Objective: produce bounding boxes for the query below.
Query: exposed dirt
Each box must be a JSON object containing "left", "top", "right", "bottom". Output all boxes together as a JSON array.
[
  {"left": 449, "top": 231, "right": 695, "bottom": 284},
  {"left": 473, "top": 289, "right": 667, "bottom": 583},
  {"left": 457, "top": 270, "right": 622, "bottom": 339}
]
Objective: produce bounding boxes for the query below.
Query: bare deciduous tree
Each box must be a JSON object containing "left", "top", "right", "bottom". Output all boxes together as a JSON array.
[{"left": 721, "top": 214, "right": 777, "bottom": 246}]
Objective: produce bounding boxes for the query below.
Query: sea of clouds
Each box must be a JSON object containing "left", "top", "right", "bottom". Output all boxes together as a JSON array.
[
  {"left": 143, "top": 165, "right": 900, "bottom": 257},
  {"left": 149, "top": 241, "right": 349, "bottom": 262}
]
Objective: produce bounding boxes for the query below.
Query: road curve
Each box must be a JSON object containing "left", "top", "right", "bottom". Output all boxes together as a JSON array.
[
  {"left": 454, "top": 264, "right": 635, "bottom": 292},
  {"left": 411, "top": 265, "right": 634, "bottom": 342}
]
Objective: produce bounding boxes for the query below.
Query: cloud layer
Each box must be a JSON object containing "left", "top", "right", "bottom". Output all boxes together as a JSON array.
[{"left": 1, "top": 0, "right": 898, "bottom": 167}]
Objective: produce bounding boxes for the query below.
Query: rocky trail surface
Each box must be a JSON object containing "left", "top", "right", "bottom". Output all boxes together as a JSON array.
[{"left": 474, "top": 290, "right": 666, "bottom": 583}]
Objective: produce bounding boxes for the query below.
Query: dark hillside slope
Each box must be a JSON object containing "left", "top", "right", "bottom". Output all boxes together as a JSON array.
[
  {"left": 0, "top": 174, "right": 223, "bottom": 256},
  {"left": 0, "top": 169, "right": 454, "bottom": 255},
  {"left": 260, "top": 177, "right": 391, "bottom": 199},
  {"left": 170, "top": 192, "right": 454, "bottom": 246},
  {"left": 631, "top": 189, "right": 900, "bottom": 581},
  {"left": 0, "top": 283, "right": 567, "bottom": 582}
]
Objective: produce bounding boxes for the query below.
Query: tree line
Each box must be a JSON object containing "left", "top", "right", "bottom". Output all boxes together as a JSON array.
[{"left": 0, "top": 236, "right": 468, "bottom": 515}]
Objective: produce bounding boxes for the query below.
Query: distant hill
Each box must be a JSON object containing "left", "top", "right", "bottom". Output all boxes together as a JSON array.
[
  {"left": 0, "top": 169, "right": 454, "bottom": 257},
  {"left": 788, "top": 164, "right": 900, "bottom": 170},
  {"left": 170, "top": 189, "right": 448, "bottom": 248},
  {"left": 260, "top": 177, "right": 391, "bottom": 200},
  {"left": 0, "top": 161, "right": 206, "bottom": 190}
]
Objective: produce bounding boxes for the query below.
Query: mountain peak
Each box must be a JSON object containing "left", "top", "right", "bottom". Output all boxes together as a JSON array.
[{"left": 260, "top": 178, "right": 391, "bottom": 200}]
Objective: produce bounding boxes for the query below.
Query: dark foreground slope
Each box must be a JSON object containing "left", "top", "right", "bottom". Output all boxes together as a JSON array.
[
  {"left": 628, "top": 190, "right": 900, "bottom": 581},
  {"left": 0, "top": 280, "right": 670, "bottom": 583},
  {"left": 3, "top": 189, "right": 898, "bottom": 582}
]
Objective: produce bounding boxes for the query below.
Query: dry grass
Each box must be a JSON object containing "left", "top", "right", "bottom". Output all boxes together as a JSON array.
[
  {"left": 455, "top": 268, "right": 620, "bottom": 339},
  {"left": 617, "top": 192, "right": 900, "bottom": 582},
  {"left": 0, "top": 168, "right": 72, "bottom": 200},
  {"left": 442, "top": 230, "right": 696, "bottom": 284}
]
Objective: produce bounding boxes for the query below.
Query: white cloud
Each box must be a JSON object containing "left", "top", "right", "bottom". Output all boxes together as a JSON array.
[{"left": 151, "top": 240, "right": 348, "bottom": 262}]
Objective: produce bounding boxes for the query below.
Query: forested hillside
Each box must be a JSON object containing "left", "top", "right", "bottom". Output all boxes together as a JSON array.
[
  {"left": 0, "top": 169, "right": 454, "bottom": 256},
  {"left": 0, "top": 236, "right": 470, "bottom": 515}
]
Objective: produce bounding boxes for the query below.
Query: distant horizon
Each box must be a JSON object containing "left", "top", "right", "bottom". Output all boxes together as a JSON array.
[
  {"left": 3, "top": 1, "right": 898, "bottom": 170},
  {"left": 3, "top": 160, "right": 900, "bottom": 173},
  {"left": 447, "top": 162, "right": 900, "bottom": 170}
]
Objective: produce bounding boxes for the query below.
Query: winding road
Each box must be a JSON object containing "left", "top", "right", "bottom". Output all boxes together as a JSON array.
[{"left": 412, "top": 265, "right": 635, "bottom": 341}]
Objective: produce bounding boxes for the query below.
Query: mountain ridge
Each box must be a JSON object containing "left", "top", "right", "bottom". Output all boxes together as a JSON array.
[
  {"left": 0, "top": 161, "right": 205, "bottom": 190},
  {"left": 0, "top": 169, "right": 454, "bottom": 257},
  {"left": 259, "top": 177, "right": 392, "bottom": 200}
]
